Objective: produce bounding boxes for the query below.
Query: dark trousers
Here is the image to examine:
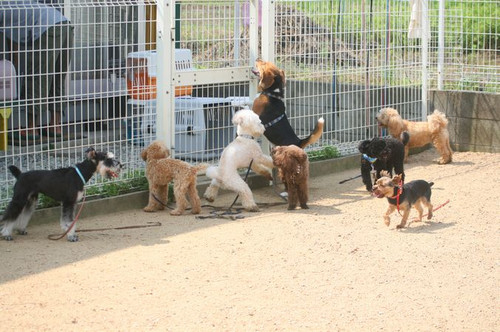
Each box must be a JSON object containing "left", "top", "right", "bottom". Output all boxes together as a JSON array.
[{"left": 24, "top": 22, "right": 74, "bottom": 118}]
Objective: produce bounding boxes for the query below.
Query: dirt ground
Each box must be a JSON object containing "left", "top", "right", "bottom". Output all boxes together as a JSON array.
[{"left": 0, "top": 149, "right": 498, "bottom": 331}]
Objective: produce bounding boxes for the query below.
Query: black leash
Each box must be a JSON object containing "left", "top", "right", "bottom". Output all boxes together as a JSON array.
[
  {"left": 150, "top": 160, "right": 286, "bottom": 221},
  {"left": 338, "top": 174, "right": 362, "bottom": 184},
  {"left": 196, "top": 160, "right": 254, "bottom": 220}
]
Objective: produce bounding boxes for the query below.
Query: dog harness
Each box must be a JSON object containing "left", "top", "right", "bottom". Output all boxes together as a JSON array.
[
  {"left": 263, "top": 113, "right": 285, "bottom": 129},
  {"left": 73, "top": 166, "right": 86, "bottom": 185},
  {"left": 238, "top": 134, "right": 255, "bottom": 140},
  {"left": 362, "top": 154, "right": 378, "bottom": 184}
]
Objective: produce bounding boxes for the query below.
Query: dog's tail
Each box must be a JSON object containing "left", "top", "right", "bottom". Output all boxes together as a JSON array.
[
  {"left": 427, "top": 110, "right": 449, "bottom": 134},
  {"left": 8, "top": 165, "right": 22, "bottom": 179},
  {"left": 206, "top": 165, "right": 219, "bottom": 180},
  {"left": 400, "top": 131, "right": 410, "bottom": 146},
  {"left": 429, "top": 182, "right": 434, "bottom": 187},
  {"left": 299, "top": 117, "right": 325, "bottom": 149},
  {"left": 193, "top": 163, "right": 210, "bottom": 175}
]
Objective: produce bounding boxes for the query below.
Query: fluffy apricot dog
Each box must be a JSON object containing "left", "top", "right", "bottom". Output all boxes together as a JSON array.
[
  {"left": 272, "top": 145, "right": 309, "bottom": 210},
  {"left": 376, "top": 108, "right": 453, "bottom": 164},
  {"left": 141, "top": 141, "right": 207, "bottom": 215}
]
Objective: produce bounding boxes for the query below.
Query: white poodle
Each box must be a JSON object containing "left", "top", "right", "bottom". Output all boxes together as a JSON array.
[{"left": 203, "top": 108, "right": 274, "bottom": 211}]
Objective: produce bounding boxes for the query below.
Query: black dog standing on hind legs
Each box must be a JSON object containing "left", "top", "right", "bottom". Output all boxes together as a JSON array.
[
  {"left": 0, "top": 148, "right": 123, "bottom": 242},
  {"left": 358, "top": 132, "right": 409, "bottom": 192}
]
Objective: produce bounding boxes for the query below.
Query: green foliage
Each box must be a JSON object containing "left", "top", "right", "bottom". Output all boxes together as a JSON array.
[
  {"left": 295, "top": 0, "right": 499, "bottom": 52},
  {"left": 307, "top": 145, "right": 341, "bottom": 162}
]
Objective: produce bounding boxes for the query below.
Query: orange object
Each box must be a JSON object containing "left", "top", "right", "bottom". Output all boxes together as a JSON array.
[{"left": 126, "top": 50, "right": 193, "bottom": 100}]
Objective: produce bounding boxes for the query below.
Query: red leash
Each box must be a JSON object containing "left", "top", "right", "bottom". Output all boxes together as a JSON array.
[
  {"left": 411, "top": 199, "right": 450, "bottom": 221},
  {"left": 48, "top": 191, "right": 86, "bottom": 240}
]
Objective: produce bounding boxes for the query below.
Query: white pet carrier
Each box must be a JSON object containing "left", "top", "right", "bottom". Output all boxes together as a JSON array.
[{"left": 126, "top": 97, "right": 237, "bottom": 161}]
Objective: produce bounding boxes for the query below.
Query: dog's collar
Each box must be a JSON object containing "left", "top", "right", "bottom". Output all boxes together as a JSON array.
[
  {"left": 264, "top": 113, "right": 285, "bottom": 129},
  {"left": 388, "top": 183, "right": 404, "bottom": 200},
  {"left": 260, "top": 90, "right": 284, "bottom": 101},
  {"left": 362, "top": 154, "right": 377, "bottom": 163},
  {"left": 73, "top": 166, "right": 86, "bottom": 185},
  {"left": 238, "top": 134, "right": 255, "bottom": 140}
]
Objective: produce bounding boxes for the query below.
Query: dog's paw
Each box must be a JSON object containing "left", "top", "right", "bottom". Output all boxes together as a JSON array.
[
  {"left": 287, "top": 205, "right": 297, "bottom": 210},
  {"left": 300, "top": 204, "right": 309, "bottom": 209},
  {"left": 143, "top": 206, "right": 158, "bottom": 213},
  {"left": 67, "top": 235, "right": 79, "bottom": 242},
  {"left": 17, "top": 230, "right": 28, "bottom": 235},
  {"left": 4, "top": 235, "right": 13, "bottom": 241},
  {"left": 245, "top": 205, "right": 260, "bottom": 212},
  {"left": 170, "top": 210, "right": 182, "bottom": 216},
  {"left": 396, "top": 224, "right": 406, "bottom": 229},
  {"left": 204, "top": 196, "right": 214, "bottom": 203}
]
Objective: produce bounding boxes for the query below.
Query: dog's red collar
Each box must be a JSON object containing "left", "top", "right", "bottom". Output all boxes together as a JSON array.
[
  {"left": 388, "top": 181, "right": 404, "bottom": 213},
  {"left": 388, "top": 183, "right": 403, "bottom": 199}
]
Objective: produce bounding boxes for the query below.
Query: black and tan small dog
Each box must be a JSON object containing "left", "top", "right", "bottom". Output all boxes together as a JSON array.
[
  {"left": 358, "top": 132, "right": 409, "bottom": 191},
  {"left": 272, "top": 145, "right": 309, "bottom": 210},
  {"left": 0, "top": 148, "right": 123, "bottom": 241},
  {"left": 251, "top": 60, "right": 324, "bottom": 148},
  {"left": 372, "top": 171, "right": 434, "bottom": 229}
]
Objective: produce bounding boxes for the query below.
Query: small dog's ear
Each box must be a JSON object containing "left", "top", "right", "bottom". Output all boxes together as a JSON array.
[
  {"left": 232, "top": 111, "right": 243, "bottom": 125},
  {"left": 259, "top": 69, "right": 275, "bottom": 90},
  {"left": 380, "top": 170, "right": 390, "bottom": 178},
  {"left": 85, "top": 147, "right": 96, "bottom": 159},
  {"left": 392, "top": 174, "right": 403, "bottom": 185},
  {"left": 280, "top": 69, "right": 286, "bottom": 86},
  {"left": 297, "top": 151, "right": 308, "bottom": 163},
  {"left": 140, "top": 148, "right": 148, "bottom": 161},
  {"left": 358, "top": 140, "right": 370, "bottom": 153},
  {"left": 387, "top": 112, "right": 404, "bottom": 135}
]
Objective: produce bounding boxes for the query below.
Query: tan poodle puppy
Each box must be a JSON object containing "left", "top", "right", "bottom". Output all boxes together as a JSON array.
[
  {"left": 376, "top": 108, "right": 453, "bottom": 164},
  {"left": 272, "top": 145, "right": 309, "bottom": 210},
  {"left": 141, "top": 141, "right": 207, "bottom": 215}
]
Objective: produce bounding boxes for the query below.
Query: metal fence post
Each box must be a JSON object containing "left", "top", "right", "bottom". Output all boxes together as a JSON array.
[
  {"left": 261, "top": 0, "right": 275, "bottom": 62},
  {"left": 156, "top": 0, "right": 175, "bottom": 152},
  {"left": 249, "top": 0, "right": 260, "bottom": 94},
  {"left": 437, "top": 0, "right": 445, "bottom": 90},
  {"left": 421, "top": 0, "right": 429, "bottom": 120},
  {"left": 260, "top": 0, "right": 275, "bottom": 154}
]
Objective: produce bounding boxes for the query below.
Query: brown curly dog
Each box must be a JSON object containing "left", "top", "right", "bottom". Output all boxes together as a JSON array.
[
  {"left": 272, "top": 145, "right": 310, "bottom": 210},
  {"left": 376, "top": 107, "right": 453, "bottom": 164},
  {"left": 141, "top": 141, "right": 207, "bottom": 215}
]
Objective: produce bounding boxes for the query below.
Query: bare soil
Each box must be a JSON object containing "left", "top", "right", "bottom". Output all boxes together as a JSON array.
[{"left": 0, "top": 149, "right": 498, "bottom": 331}]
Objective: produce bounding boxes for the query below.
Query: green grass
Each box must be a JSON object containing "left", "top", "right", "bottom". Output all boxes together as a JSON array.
[{"left": 307, "top": 145, "right": 341, "bottom": 162}]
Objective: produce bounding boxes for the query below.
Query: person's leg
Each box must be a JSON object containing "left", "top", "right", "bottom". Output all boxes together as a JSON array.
[
  {"left": 22, "top": 37, "right": 51, "bottom": 139},
  {"left": 47, "top": 23, "right": 74, "bottom": 135}
]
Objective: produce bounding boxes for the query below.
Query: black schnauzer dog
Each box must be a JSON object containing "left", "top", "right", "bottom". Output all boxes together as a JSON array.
[
  {"left": 372, "top": 171, "right": 434, "bottom": 228},
  {"left": 358, "top": 132, "right": 409, "bottom": 192},
  {"left": 1, "top": 148, "right": 123, "bottom": 241}
]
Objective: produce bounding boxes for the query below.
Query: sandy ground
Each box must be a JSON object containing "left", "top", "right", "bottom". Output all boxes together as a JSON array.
[{"left": 0, "top": 149, "right": 498, "bottom": 331}]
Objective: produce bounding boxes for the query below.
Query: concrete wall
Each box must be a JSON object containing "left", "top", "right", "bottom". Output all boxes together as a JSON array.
[{"left": 429, "top": 90, "right": 500, "bottom": 153}]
